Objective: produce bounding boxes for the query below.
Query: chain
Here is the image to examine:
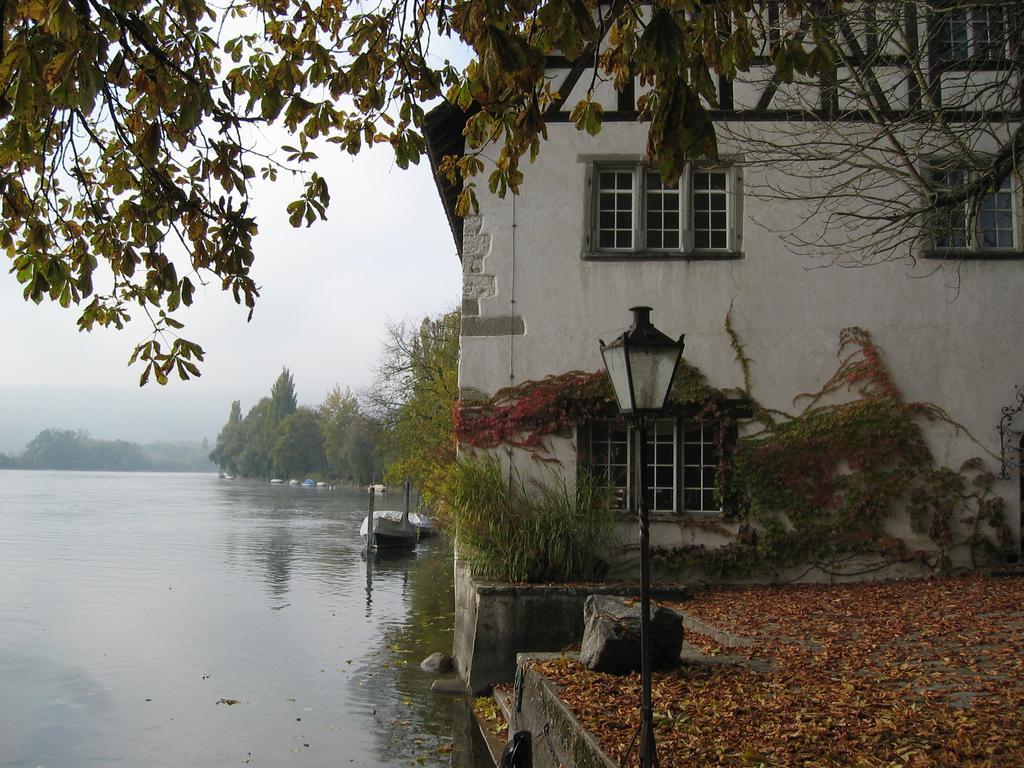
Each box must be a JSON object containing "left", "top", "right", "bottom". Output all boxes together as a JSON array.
[{"left": 542, "top": 722, "right": 563, "bottom": 767}]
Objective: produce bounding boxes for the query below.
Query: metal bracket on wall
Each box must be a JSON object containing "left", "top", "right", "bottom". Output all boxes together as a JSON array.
[
  {"left": 998, "top": 384, "right": 1024, "bottom": 480},
  {"left": 514, "top": 665, "right": 525, "bottom": 713}
]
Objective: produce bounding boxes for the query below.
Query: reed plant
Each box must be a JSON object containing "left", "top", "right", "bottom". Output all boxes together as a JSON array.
[{"left": 431, "top": 456, "right": 620, "bottom": 583}]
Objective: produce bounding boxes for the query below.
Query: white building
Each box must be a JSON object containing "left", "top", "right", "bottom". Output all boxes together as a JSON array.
[{"left": 425, "top": 2, "right": 1023, "bottom": 580}]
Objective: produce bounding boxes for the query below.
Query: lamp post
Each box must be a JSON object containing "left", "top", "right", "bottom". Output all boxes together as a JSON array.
[{"left": 599, "top": 306, "right": 685, "bottom": 768}]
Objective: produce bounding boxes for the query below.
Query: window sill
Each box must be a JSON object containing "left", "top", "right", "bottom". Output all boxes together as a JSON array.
[
  {"left": 615, "top": 511, "right": 726, "bottom": 521},
  {"left": 653, "top": 511, "right": 726, "bottom": 521},
  {"left": 583, "top": 250, "right": 743, "bottom": 262},
  {"left": 923, "top": 250, "right": 1024, "bottom": 261}
]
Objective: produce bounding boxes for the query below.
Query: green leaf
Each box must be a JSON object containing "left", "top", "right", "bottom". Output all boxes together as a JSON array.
[
  {"left": 636, "top": 9, "right": 684, "bottom": 74},
  {"left": 647, "top": 77, "right": 718, "bottom": 183}
]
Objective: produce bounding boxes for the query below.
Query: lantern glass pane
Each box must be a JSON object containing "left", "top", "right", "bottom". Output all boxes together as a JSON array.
[
  {"left": 627, "top": 347, "right": 678, "bottom": 411},
  {"left": 601, "top": 343, "right": 634, "bottom": 412}
]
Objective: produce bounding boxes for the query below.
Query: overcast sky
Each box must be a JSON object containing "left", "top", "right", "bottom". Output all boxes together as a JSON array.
[{"left": 0, "top": 143, "right": 462, "bottom": 452}]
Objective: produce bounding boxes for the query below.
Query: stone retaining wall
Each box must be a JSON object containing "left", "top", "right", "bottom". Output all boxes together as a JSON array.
[
  {"left": 505, "top": 653, "right": 616, "bottom": 768},
  {"left": 453, "top": 558, "right": 689, "bottom": 694}
]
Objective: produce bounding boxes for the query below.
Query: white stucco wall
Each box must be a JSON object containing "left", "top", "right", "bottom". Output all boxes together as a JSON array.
[{"left": 456, "top": 116, "right": 1023, "bottom": 574}]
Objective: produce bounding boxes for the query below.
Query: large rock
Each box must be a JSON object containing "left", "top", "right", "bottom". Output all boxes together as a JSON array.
[{"left": 579, "top": 595, "right": 683, "bottom": 674}]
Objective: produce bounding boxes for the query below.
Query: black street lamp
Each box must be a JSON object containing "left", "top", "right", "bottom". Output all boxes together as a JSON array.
[{"left": 599, "top": 306, "right": 685, "bottom": 768}]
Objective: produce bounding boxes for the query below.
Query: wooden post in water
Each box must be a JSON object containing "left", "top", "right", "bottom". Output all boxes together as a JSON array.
[
  {"left": 365, "top": 484, "right": 374, "bottom": 606},
  {"left": 402, "top": 478, "right": 411, "bottom": 525},
  {"left": 366, "top": 485, "right": 375, "bottom": 554}
]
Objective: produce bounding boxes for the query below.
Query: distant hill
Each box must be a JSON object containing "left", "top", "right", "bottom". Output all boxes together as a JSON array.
[
  {"left": 0, "top": 429, "right": 216, "bottom": 472},
  {"left": 140, "top": 440, "right": 218, "bottom": 472},
  {"left": 0, "top": 384, "right": 257, "bottom": 454}
]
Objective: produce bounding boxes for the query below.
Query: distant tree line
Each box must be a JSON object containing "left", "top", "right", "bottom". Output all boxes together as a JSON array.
[
  {"left": 0, "top": 430, "right": 215, "bottom": 472},
  {"left": 208, "top": 308, "right": 459, "bottom": 488},
  {"left": 208, "top": 368, "right": 384, "bottom": 483}
]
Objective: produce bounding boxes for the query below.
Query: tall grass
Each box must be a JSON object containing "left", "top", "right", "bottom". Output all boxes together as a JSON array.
[{"left": 431, "top": 456, "right": 620, "bottom": 583}]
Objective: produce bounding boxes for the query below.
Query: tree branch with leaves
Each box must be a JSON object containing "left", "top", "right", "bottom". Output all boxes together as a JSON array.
[{"left": 1, "top": 0, "right": 832, "bottom": 382}]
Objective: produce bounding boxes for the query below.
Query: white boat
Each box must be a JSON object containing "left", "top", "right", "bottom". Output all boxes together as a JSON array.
[
  {"left": 288, "top": 479, "right": 300, "bottom": 486},
  {"left": 360, "top": 510, "right": 418, "bottom": 549},
  {"left": 408, "top": 511, "right": 438, "bottom": 538},
  {"left": 360, "top": 479, "right": 417, "bottom": 549},
  {"left": 367, "top": 483, "right": 387, "bottom": 495},
  {"left": 270, "top": 478, "right": 283, "bottom": 484},
  {"left": 316, "top": 481, "right": 327, "bottom": 487}
]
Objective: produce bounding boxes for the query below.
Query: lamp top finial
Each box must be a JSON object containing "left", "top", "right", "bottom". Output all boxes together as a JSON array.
[{"left": 628, "top": 306, "right": 653, "bottom": 329}]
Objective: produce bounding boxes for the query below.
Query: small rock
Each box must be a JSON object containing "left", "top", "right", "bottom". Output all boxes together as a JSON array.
[
  {"left": 430, "top": 678, "right": 467, "bottom": 695},
  {"left": 420, "top": 651, "right": 454, "bottom": 674}
]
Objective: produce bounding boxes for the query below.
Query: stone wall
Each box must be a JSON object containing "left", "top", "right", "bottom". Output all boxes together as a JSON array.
[
  {"left": 452, "top": 558, "right": 689, "bottom": 694},
  {"left": 506, "top": 653, "right": 616, "bottom": 768}
]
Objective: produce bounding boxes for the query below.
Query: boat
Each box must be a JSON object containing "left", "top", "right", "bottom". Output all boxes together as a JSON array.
[
  {"left": 367, "top": 483, "right": 387, "bottom": 495},
  {"left": 360, "top": 480, "right": 416, "bottom": 549},
  {"left": 360, "top": 510, "right": 417, "bottom": 549},
  {"left": 316, "top": 481, "right": 327, "bottom": 487},
  {"left": 302, "top": 478, "right": 316, "bottom": 487},
  {"left": 288, "top": 479, "right": 300, "bottom": 486},
  {"left": 408, "top": 511, "right": 438, "bottom": 538},
  {"left": 270, "top": 478, "right": 283, "bottom": 484}
]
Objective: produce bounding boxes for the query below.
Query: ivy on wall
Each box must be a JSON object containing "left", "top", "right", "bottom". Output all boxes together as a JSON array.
[
  {"left": 724, "top": 327, "right": 1011, "bottom": 577},
  {"left": 453, "top": 325, "right": 1013, "bottom": 577},
  {"left": 455, "top": 359, "right": 729, "bottom": 454}
]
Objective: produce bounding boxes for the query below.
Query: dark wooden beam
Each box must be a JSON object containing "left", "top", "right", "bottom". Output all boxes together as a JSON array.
[
  {"left": 837, "top": 13, "right": 893, "bottom": 114},
  {"left": 545, "top": 108, "right": 1024, "bottom": 123},
  {"left": 904, "top": 2, "right": 922, "bottom": 110},
  {"left": 755, "top": 17, "right": 811, "bottom": 111},
  {"left": 547, "top": 46, "right": 597, "bottom": 115}
]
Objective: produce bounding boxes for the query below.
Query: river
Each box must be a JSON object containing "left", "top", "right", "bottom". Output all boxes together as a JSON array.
[{"left": 0, "top": 471, "right": 487, "bottom": 768}]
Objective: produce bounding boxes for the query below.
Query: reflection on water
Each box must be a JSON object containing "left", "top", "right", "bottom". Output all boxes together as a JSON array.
[{"left": 0, "top": 471, "right": 490, "bottom": 768}]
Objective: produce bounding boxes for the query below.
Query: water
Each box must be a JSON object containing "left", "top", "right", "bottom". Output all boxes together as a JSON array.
[{"left": 0, "top": 471, "right": 483, "bottom": 768}]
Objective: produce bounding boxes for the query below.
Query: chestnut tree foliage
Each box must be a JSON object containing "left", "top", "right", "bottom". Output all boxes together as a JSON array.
[{"left": 0, "top": 0, "right": 831, "bottom": 383}]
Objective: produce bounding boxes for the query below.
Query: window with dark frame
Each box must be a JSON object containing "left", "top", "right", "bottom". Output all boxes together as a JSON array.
[{"left": 584, "top": 417, "right": 725, "bottom": 515}]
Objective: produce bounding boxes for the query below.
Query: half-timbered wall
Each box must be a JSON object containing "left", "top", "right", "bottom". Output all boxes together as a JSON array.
[{"left": 442, "top": 1, "right": 1024, "bottom": 577}]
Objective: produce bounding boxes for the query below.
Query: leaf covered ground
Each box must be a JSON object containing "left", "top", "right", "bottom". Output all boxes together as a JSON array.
[{"left": 534, "top": 573, "right": 1024, "bottom": 767}]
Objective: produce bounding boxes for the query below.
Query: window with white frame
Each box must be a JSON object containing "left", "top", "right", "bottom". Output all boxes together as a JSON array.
[
  {"left": 597, "top": 169, "right": 636, "bottom": 250},
  {"left": 933, "top": 168, "right": 1018, "bottom": 253},
  {"left": 691, "top": 170, "right": 730, "bottom": 251},
  {"left": 589, "top": 163, "right": 740, "bottom": 256},
  {"left": 933, "top": 4, "right": 1009, "bottom": 61},
  {"left": 588, "top": 419, "right": 629, "bottom": 510},
  {"left": 583, "top": 417, "right": 724, "bottom": 515}
]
